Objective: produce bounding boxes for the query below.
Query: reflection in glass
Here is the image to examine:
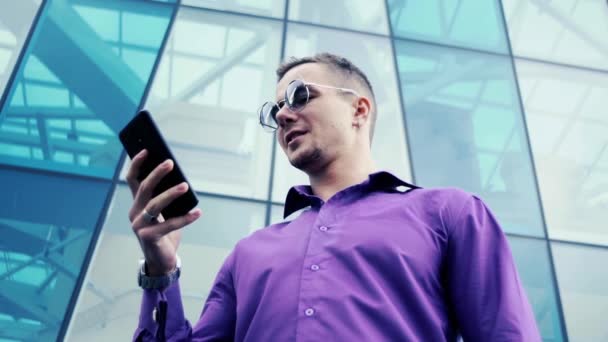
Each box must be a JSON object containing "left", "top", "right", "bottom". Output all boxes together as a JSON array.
[
  {"left": 517, "top": 59, "right": 608, "bottom": 245},
  {"left": 387, "top": 0, "right": 508, "bottom": 53},
  {"left": 0, "top": 2, "right": 41, "bottom": 95},
  {"left": 182, "top": 0, "right": 286, "bottom": 18},
  {"left": 503, "top": 0, "right": 608, "bottom": 71},
  {"left": 395, "top": 40, "right": 544, "bottom": 237},
  {"left": 67, "top": 185, "right": 265, "bottom": 341},
  {"left": 141, "top": 8, "right": 282, "bottom": 200},
  {"left": 552, "top": 242, "right": 608, "bottom": 341},
  {"left": 507, "top": 236, "right": 565, "bottom": 341},
  {"left": 289, "top": 0, "right": 389, "bottom": 35},
  {"left": 273, "top": 23, "right": 412, "bottom": 202},
  {"left": 0, "top": 168, "right": 110, "bottom": 341},
  {"left": 0, "top": 0, "right": 176, "bottom": 178}
]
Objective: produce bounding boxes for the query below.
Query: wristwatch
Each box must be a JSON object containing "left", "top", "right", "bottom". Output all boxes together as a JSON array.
[{"left": 138, "top": 255, "right": 181, "bottom": 289}]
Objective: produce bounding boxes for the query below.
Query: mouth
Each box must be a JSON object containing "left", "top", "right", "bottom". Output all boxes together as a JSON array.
[{"left": 285, "top": 130, "right": 308, "bottom": 146}]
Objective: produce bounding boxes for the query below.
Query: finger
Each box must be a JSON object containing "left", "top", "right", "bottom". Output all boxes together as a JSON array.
[
  {"left": 134, "top": 208, "right": 202, "bottom": 239},
  {"left": 126, "top": 149, "right": 148, "bottom": 196},
  {"left": 132, "top": 181, "right": 189, "bottom": 226},
  {"left": 132, "top": 159, "right": 174, "bottom": 213},
  {"left": 142, "top": 182, "right": 189, "bottom": 222},
  {"left": 156, "top": 209, "right": 202, "bottom": 236}
]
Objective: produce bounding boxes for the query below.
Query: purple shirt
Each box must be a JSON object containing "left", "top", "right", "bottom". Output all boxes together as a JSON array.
[{"left": 134, "top": 171, "right": 541, "bottom": 341}]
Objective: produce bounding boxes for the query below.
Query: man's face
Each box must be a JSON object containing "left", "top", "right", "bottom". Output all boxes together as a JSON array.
[{"left": 275, "top": 63, "right": 357, "bottom": 173}]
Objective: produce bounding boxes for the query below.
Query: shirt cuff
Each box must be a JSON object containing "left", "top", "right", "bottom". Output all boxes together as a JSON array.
[{"left": 137, "top": 279, "right": 186, "bottom": 338}]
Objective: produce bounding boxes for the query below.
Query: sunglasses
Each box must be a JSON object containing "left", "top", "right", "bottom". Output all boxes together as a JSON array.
[{"left": 258, "top": 79, "right": 359, "bottom": 132}]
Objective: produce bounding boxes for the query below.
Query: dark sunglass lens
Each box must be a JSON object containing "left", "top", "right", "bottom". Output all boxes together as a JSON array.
[
  {"left": 286, "top": 80, "right": 308, "bottom": 111},
  {"left": 269, "top": 104, "right": 280, "bottom": 124},
  {"left": 260, "top": 102, "right": 279, "bottom": 128}
]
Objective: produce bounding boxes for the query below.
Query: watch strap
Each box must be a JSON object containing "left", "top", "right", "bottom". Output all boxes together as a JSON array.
[{"left": 138, "top": 255, "right": 181, "bottom": 289}]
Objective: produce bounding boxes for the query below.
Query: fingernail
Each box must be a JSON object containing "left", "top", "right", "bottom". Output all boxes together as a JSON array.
[
  {"left": 178, "top": 182, "right": 188, "bottom": 191},
  {"left": 190, "top": 208, "right": 201, "bottom": 218},
  {"left": 163, "top": 159, "right": 172, "bottom": 167}
]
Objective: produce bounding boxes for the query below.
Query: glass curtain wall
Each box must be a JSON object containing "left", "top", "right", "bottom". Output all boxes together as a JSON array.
[
  {"left": 68, "top": 0, "right": 608, "bottom": 341},
  {"left": 0, "top": 0, "right": 605, "bottom": 341}
]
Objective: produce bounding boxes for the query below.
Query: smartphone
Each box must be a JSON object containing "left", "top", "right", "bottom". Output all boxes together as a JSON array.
[{"left": 119, "top": 109, "right": 198, "bottom": 220}]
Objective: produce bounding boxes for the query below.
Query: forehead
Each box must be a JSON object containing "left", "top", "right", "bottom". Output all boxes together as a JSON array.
[{"left": 275, "top": 63, "right": 334, "bottom": 100}]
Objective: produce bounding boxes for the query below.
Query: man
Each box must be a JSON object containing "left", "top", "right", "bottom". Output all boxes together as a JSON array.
[{"left": 128, "top": 53, "right": 541, "bottom": 341}]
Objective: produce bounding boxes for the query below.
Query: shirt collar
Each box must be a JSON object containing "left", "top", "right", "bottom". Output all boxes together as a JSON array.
[{"left": 283, "top": 171, "right": 419, "bottom": 219}]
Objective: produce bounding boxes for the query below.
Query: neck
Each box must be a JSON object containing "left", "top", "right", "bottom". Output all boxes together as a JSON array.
[{"left": 307, "top": 148, "right": 376, "bottom": 202}]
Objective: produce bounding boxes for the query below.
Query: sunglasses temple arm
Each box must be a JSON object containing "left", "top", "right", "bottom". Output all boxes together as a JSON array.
[{"left": 305, "top": 82, "right": 359, "bottom": 96}]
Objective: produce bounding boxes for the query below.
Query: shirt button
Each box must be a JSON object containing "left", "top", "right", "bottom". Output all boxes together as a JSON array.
[
  {"left": 305, "top": 308, "right": 315, "bottom": 316},
  {"left": 310, "top": 264, "right": 320, "bottom": 271},
  {"left": 319, "top": 226, "right": 328, "bottom": 232}
]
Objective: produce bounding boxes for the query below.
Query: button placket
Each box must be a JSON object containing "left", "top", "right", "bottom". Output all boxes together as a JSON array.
[{"left": 297, "top": 210, "right": 333, "bottom": 331}]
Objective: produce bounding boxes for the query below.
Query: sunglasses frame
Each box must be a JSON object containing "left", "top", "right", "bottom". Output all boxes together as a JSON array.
[{"left": 258, "top": 79, "right": 359, "bottom": 132}]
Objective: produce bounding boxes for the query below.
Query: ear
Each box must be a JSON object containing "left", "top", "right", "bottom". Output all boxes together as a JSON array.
[{"left": 352, "top": 96, "right": 372, "bottom": 127}]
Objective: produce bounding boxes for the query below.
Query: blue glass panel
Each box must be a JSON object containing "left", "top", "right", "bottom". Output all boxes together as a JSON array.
[
  {"left": 183, "top": 0, "right": 285, "bottom": 18},
  {"left": 552, "top": 242, "right": 608, "bottom": 341},
  {"left": 0, "top": 2, "right": 41, "bottom": 96},
  {"left": 0, "top": 167, "right": 110, "bottom": 341},
  {"left": 0, "top": 0, "right": 177, "bottom": 178},
  {"left": 387, "top": 0, "right": 508, "bottom": 53},
  {"left": 289, "top": 0, "right": 389, "bottom": 35},
  {"left": 503, "top": 0, "right": 608, "bottom": 71},
  {"left": 507, "top": 236, "right": 565, "bottom": 341},
  {"left": 516, "top": 59, "right": 608, "bottom": 246},
  {"left": 395, "top": 40, "right": 544, "bottom": 237}
]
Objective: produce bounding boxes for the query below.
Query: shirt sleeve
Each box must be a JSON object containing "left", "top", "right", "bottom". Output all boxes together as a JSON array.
[
  {"left": 133, "top": 251, "right": 237, "bottom": 342},
  {"left": 445, "top": 192, "right": 542, "bottom": 342}
]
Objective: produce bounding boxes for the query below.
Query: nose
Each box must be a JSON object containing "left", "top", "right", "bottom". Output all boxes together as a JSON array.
[{"left": 275, "top": 104, "right": 298, "bottom": 129}]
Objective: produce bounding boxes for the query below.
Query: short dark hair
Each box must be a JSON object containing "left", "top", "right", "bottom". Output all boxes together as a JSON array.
[{"left": 276, "top": 52, "right": 377, "bottom": 143}]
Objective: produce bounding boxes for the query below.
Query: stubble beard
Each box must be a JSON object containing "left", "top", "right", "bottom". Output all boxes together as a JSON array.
[{"left": 290, "top": 146, "right": 323, "bottom": 172}]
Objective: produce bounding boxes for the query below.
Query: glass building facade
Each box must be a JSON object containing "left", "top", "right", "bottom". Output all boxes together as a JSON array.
[{"left": 0, "top": 0, "right": 606, "bottom": 340}]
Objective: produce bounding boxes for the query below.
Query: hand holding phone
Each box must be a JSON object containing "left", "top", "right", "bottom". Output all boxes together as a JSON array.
[{"left": 119, "top": 110, "right": 201, "bottom": 275}]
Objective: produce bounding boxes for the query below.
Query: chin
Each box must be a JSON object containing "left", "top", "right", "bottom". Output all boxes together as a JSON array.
[{"left": 289, "top": 147, "right": 323, "bottom": 172}]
